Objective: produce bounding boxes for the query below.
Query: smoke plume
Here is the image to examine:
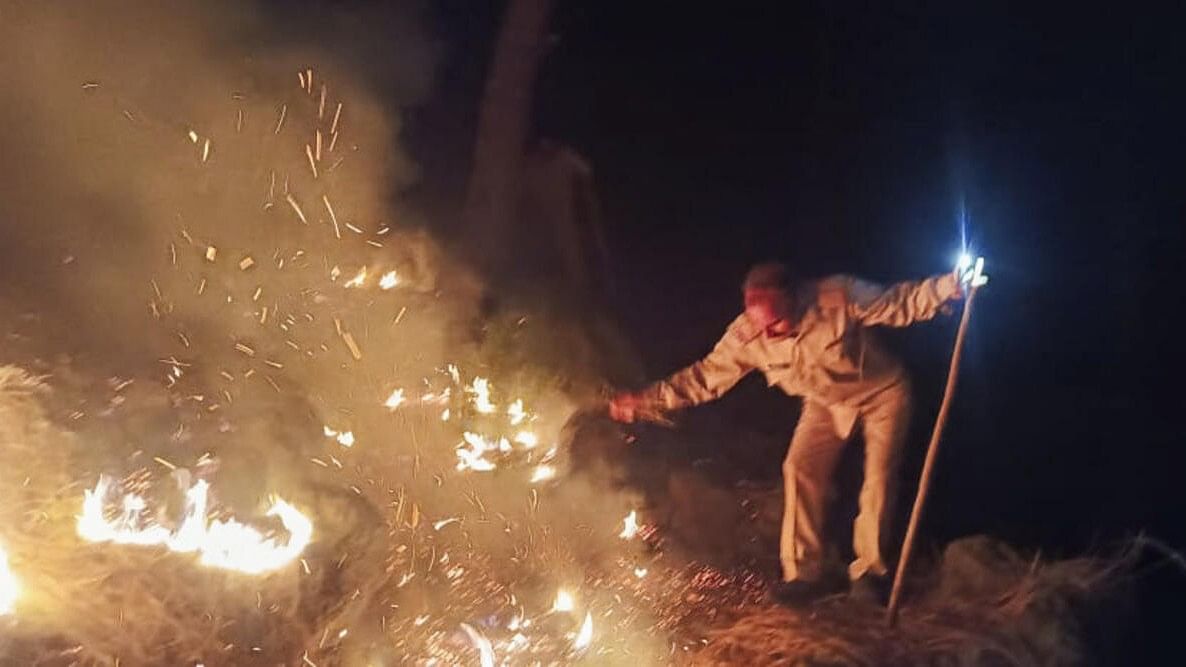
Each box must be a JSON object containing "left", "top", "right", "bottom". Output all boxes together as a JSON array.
[{"left": 0, "top": 2, "right": 675, "bottom": 665}]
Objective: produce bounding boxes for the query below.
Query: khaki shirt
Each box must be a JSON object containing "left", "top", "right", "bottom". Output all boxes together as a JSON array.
[{"left": 641, "top": 273, "right": 960, "bottom": 437}]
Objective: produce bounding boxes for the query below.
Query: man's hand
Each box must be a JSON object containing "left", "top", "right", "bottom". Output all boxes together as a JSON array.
[
  {"left": 608, "top": 391, "right": 643, "bottom": 423},
  {"left": 943, "top": 271, "right": 966, "bottom": 301}
]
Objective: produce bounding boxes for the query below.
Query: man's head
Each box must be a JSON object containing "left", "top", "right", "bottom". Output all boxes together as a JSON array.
[{"left": 742, "top": 262, "right": 794, "bottom": 335}]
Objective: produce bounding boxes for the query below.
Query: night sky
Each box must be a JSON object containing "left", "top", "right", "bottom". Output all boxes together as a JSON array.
[{"left": 410, "top": 0, "right": 1183, "bottom": 602}]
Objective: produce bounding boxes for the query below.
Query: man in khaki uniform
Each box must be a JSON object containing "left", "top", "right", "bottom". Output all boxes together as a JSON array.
[{"left": 610, "top": 262, "right": 963, "bottom": 604}]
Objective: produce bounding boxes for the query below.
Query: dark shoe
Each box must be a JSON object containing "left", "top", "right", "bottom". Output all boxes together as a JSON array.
[
  {"left": 849, "top": 574, "right": 891, "bottom": 606},
  {"left": 770, "top": 579, "right": 836, "bottom": 607}
]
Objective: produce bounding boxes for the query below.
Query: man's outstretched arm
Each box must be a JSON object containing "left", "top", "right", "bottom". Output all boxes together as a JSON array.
[
  {"left": 844, "top": 274, "right": 963, "bottom": 328},
  {"left": 611, "top": 325, "right": 753, "bottom": 422}
]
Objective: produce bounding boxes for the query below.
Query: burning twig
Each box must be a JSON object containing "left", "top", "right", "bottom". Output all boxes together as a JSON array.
[
  {"left": 305, "top": 144, "right": 319, "bottom": 178},
  {"left": 323, "top": 195, "right": 340, "bottom": 239},
  {"left": 274, "top": 103, "right": 288, "bottom": 134},
  {"left": 286, "top": 193, "right": 308, "bottom": 224}
]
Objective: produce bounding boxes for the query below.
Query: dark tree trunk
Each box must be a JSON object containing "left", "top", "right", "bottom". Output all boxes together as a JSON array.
[{"left": 463, "top": 0, "right": 555, "bottom": 271}]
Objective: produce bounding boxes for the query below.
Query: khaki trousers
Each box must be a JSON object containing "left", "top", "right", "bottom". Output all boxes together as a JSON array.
[{"left": 780, "top": 386, "right": 911, "bottom": 582}]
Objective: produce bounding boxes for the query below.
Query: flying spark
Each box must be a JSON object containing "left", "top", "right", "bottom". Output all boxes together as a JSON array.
[{"left": 343, "top": 266, "right": 367, "bottom": 288}]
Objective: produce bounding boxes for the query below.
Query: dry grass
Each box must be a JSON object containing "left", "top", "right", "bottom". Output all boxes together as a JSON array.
[
  {"left": 0, "top": 366, "right": 368, "bottom": 665},
  {"left": 0, "top": 365, "right": 1154, "bottom": 666},
  {"left": 691, "top": 539, "right": 1136, "bottom": 667}
]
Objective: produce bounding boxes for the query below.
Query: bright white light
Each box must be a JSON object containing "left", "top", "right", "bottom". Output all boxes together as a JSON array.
[
  {"left": 324, "top": 426, "right": 355, "bottom": 448},
  {"left": 456, "top": 432, "right": 497, "bottom": 472},
  {"left": 619, "top": 510, "right": 640, "bottom": 540},
  {"left": 956, "top": 252, "right": 974, "bottom": 273},
  {"left": 573, "top": 611, "right": 594, "bottom": 650},
  {"left": 530, "top": 465, "right": 556, "bottom": 483},
  {"left": 954, "top": 252, "right": 989, "bottom": 288},
  {"left": 379, "top": 270, "right": 400, "bottom": 290},
  {"left": 384, "top": 388, "right": 406, "bottom": 410},
  {"left": 0, "top": 542, "right": 19, "bottom": 615},
  {"left": 553, "top": 589, "right": 575, "bottom": 612},
  {"left": 468, "top": 377, "right": 496, "bottom": 414}
]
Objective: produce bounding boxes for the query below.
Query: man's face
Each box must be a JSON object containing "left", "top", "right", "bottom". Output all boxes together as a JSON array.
[{"left": 743, "top": 288, "right": 791, "bottom": 334}]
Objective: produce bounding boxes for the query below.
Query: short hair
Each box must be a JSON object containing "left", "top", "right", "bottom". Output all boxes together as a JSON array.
[{"left": 742, "top": 261, "right": 791, "bottom": 292}]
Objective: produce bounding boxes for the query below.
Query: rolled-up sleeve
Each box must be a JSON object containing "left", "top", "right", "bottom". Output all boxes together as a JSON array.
[
  {"left": 845, "top": 273, "right": 961, "bottom": 327},
  {"left": 642, "top": 328, "right": 753, "bottom": 411}
]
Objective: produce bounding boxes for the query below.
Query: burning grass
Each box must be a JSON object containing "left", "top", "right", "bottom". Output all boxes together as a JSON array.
[
  {"left": 0, "top": 359, "right": 776, "bottom": 666},
  {"left": 0, "top": 367, "right": 326, "bottom": 664},
  {"left": 0, "top": 59, "right": 680, "bottom": 662},
  {"left": 0, "top": 361, "right": 1149, "bottom": 665}
]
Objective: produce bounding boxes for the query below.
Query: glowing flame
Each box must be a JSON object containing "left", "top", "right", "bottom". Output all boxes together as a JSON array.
[
  {"left": 468, "top": 377, "right": 496, "bottom": 414},
  {"left": 507, "top": 399, "right": 527, "bottom": 425},
  {"left": 634, "top": 567, "right": 648, "bottom": 578},
  {"left": 383, "top": 388, "right": 406, "bottom": 410},
  {"left": 553, "top": 589, "right": 575, "bottom": 613},
  {"left": 456, "top": 432, "right": 496, "bottom": 472},
  {"left": 343, "top": 266, "right": 367, "bottom": 288},
  {"left": 378, "top": 270, "right": 400, "bottom": 290},
  {"left": 573, "top": 611, "right": 594, "bottom": 651},
  {"left": 77, "top": 476, "right": 312, "bottom": 575},
  {"left": 530, "top": 465, "right": 556, "bottom": 483},
  {"left": 619, "top": 510, "right": 640, "bottom": 540},
  {"left": 323, "top": 426, "right": 355, "bottom": 448},
  {"left": 460, "top": 623, "right": 495, "bottom": 667},
  {"left": 420, "top": 388, "right": 451, "bottom": 405},
  {"left": 0, "top": 543, "right": 18, "bottom": 615}
]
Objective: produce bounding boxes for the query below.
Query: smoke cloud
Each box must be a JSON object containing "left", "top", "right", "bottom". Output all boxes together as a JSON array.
[
  {"left": 0, "top": 0, "right": 439, "bottom": 359},
  {"left": 0, "top": 2, "right": 674, "bottom": 664}
]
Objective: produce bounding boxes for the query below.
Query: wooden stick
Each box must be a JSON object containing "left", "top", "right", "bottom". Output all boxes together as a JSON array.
[{"left": 886, "top": 285, "right": 979, "bottom": 627}]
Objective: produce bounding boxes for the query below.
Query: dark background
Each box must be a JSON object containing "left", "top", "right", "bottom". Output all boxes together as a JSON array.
[{"left": 406, "top": 0, "right": 1184, "bottom": 644}]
